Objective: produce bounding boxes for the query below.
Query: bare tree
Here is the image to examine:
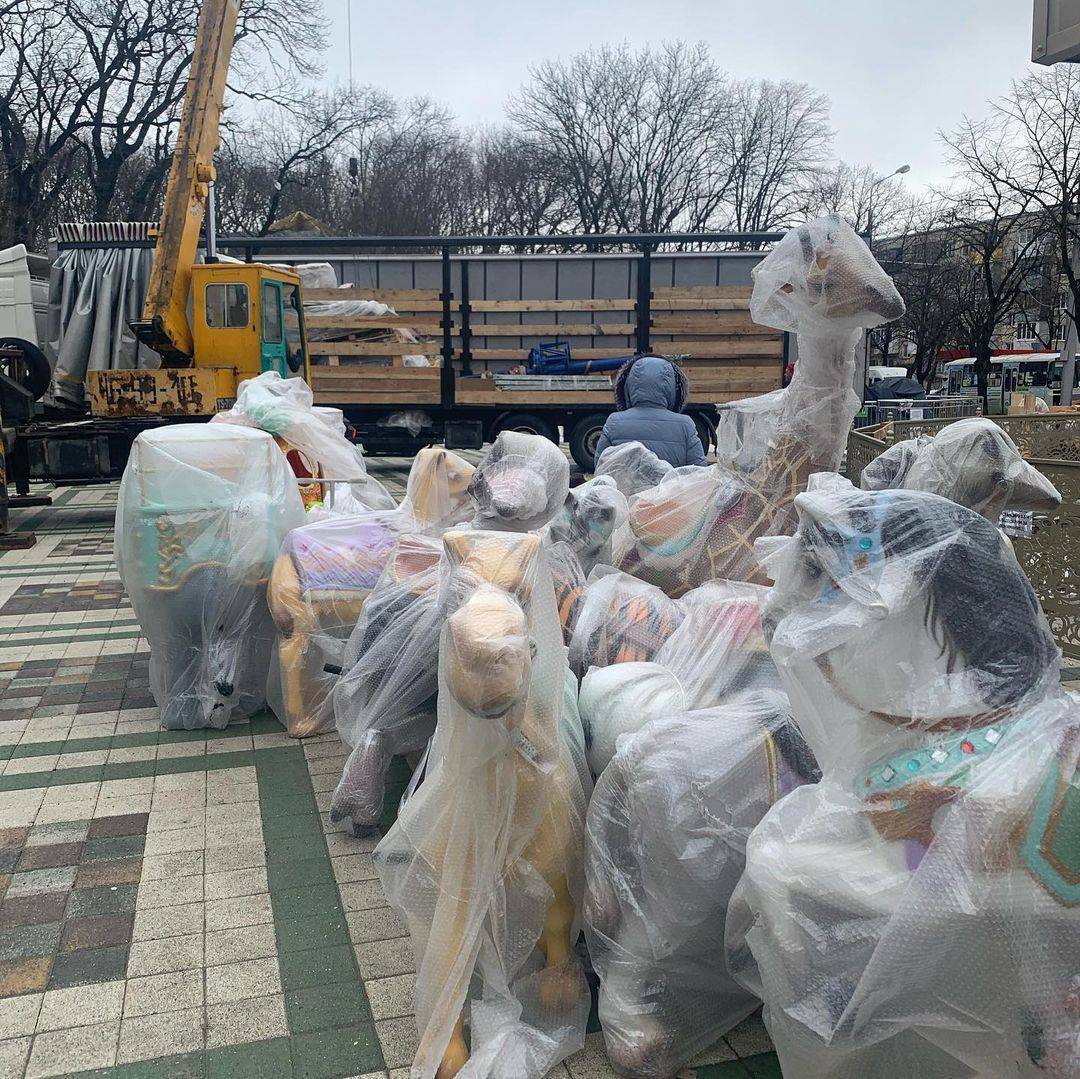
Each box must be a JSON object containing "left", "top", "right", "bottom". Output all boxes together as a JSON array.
[
  {"left": 0, "top": 0, "right": 325, "bottom": 247},
  {"left": 874, "top": 197, "right": 965, "bottom": 386},
  {"left": 936, "top": 166, "right": 1040, "bottom": 405},
  {"left": 508, "top": 42, "right": 739, "bottom": 235},
  {"left": 720, "top": 79, "right": 832, "bottom": 237},
  {"left": 807, "top": 161, "right": 909, "bottom": 237}
]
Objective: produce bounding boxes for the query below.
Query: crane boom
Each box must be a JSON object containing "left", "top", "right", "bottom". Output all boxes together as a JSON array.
[{"left": 133, "top": 0, "right": 239, "bottom": 364}]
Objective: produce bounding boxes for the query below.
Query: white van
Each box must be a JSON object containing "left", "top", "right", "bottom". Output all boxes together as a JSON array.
[
  {"left": 867, "top": 365, "right": 908, "bottom": 384},
  {"left": 0, "top": 244, "right": 49, "bottom": 348}
]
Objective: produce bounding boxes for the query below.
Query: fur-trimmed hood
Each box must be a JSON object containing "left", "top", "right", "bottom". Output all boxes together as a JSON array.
[{"left": 614, "top": 355, "right": 689, "bottom": 412}]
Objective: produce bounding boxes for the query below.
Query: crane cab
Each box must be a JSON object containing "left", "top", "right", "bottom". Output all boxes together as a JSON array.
[{"left": 89, "top": 263, "right": 310, "bottom": 418}]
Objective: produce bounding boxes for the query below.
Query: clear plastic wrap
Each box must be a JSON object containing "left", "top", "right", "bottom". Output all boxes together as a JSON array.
[
  {"left": 115, "top": 424, "right": 305, "bottom": 729},
  {"left": 212, "top": 370, "right": 395, "bottom": 511},
  {"left": 330, "top": 535, "right": 444, "bottom": 829},
  {"left": 267, "top": 449, "right": 475, "bottom": 738},
  {"left": 857, "top": 435, "right": 930, "bottom": 492},
  {"left": 576, "top": 580, "right": 773, "bottom": 776},
  {"left": 614, "top": 217, "right": 905, "bottom": 594},
  {"left": 469, "top": 431, "right": 570, "bottom": 531},
  {"left": 593, "top": 442, "right": 673, "bottom": 497},
  {"left": 860, "top": 417, "right": 1061, "bottom": 520},
  {"left": 567, "top": 571, "right": 683, "bottom": 676},
  {"left": 586, "top": 693, "right": 817, "bottom": 1079},
  {"left": 373, "top": 530, "right": 590, "bottom": 1078},
  {"left": 541, "top": 476, "right": 629, "bottom": 575},
  {"left": 714, "top": 388, "right": 786, "bottom": 473},
  {"left": 728, "top": 474, "right": 1077, "bottom": 1079}
]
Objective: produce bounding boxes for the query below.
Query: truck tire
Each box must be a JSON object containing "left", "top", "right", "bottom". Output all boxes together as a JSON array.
[
  {"left": 495, "top": 413, "right": 558, "bottom": 443},
  {"left": 568, "top": 413, "right": 609, "bottom": 471},
  {"left": 691, "top": 412, "right": 714, "bottom": 458},
  {"left": 0, "top": 337, "right": 51, "bottom": 401}
]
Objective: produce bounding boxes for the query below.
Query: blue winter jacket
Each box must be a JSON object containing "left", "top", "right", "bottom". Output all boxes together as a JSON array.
[{"left": 594, "top": 356, "right": 707, "bottom": 468}]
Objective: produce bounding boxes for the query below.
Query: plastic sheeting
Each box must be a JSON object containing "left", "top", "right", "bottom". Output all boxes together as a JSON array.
[
  {"left": 212, "top": 371, "right": 395, "bottom": 511},
  {"left": 541, "top": 476, "right": 629, "bottom": 575},
  {"left": 859, "top": 417, "right": 1061, "bottom": 520},
  {"left": 330, "top": 535, "right": 445, "bottom": 827},
  {"left": 373, "top": 530, "right": 591, "bottom": 1078},
  {"left": 115, "top": 424, "right": 305, "bottom": 729},
  {"left": 46, "top": 246, "right": 157, "bottom": 407},
  {"left": 593, "top": 442, "right": 673, "bottom": 497},
  {"left": 613, "top": 217, "right": 905, "bottom": 595},
  {"left": 586, "top": 694, "right": 814, "bottom": 1079},
  {"left": 728, "top": 474, "right": 1077, "bottom": 1079},
  {"left": 270, "top": 448, "right": 475, "bottom": 739},
  {"left": 469, "top": 432, "right": 570, "bottom": 532}
]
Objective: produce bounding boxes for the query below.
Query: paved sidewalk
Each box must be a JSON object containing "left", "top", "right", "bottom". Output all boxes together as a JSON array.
[{"left": 0, "top": 466, "right": 781, "bottom": 1079}]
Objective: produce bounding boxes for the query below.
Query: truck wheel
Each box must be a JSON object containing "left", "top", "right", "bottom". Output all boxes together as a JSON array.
[
  {"left": 569, "top": 413, "right": 608, "bottom": 471},
  {"left": 0, "top": 337, "right": 51, "bottom": 401},
  {"left": 691, "top": 413, "right": 715, "bottom": 458},
  {"left": 496, "top": 413, "right": 558, "bottom": 443}
]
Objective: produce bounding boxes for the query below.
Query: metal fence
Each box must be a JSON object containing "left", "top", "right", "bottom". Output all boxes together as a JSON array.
[
  {"left": 846, "top": 414, "right": 1080, "bottom": 661},
  {"left": 853, "top": 396, "right": 981, "bottom": 430}
]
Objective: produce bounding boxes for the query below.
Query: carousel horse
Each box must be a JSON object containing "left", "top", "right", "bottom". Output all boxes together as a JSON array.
[
  {"left": 613, "top": 216, "right": 905, "bottom": 595},
  {"left": 580, "top": 586, "right": 821, "bottom": 1078},
  {"left": 330, "top": 433, "right": 574, "bottom": 832},
  {"left": 593, "top": 441, "right": 674, "bottom": 497},
  {"left": 859, "top": 416, "right": 1061, "bottom": 521},
  {"left": 373, "top": 530, "right": 591, "bottom": 1079},
  {"left": 267, "top": 449, "right": 475, "bottom": 737},
  {"left": 541, "top": 475, "right": 629, "bottom": 575},
  {"left": 728, "top": 474, "right": 1079, "bottom": 1079},
  {"left": 115, "top": 424, "right": 305, "bottom": 729}
]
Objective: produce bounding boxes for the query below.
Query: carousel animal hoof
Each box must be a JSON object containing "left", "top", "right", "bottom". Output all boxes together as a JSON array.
[{"left": 330, "top": 735, "right": 391, "bottom": 830}]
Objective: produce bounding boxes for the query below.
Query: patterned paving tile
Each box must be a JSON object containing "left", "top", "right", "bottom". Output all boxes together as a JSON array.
[{"left": 0, "top": 477, "right": 783, "bottom": 1079}]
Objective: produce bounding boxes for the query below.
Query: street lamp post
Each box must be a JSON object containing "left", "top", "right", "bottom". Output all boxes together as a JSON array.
[{"left": 867, "top": 164, "right": 911, "bottom": 250}]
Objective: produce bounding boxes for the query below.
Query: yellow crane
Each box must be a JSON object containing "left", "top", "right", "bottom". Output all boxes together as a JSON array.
[{"left": 91, "top": 0, "right": 310, "bottom": 418}]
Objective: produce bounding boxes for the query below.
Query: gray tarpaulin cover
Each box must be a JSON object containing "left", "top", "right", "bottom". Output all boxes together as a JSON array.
[{"left": 46, "top": 246, "right": 156, "bottom": 406}]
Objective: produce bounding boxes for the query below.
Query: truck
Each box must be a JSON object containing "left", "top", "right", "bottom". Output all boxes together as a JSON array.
[{"left": 0, "top": 0, "right": 787, "bottom": 509}]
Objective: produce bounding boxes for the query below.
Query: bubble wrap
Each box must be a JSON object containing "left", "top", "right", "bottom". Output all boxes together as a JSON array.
[
  {"left": 373, "top": 531, "right": 590, "bottom": 1078},
  {"left": 541, "top": 476, "right": 629, "bottom": 575},
  {"left": 468, "top": 431, "right": 570, "bottom": 532},
  {"left": 115, "top": 425, "right": 305, "bottom": 729},
  {"left": 594, "top": 442, "right": 674, "bottom": 497},
  {"left": 729, "top": 474, "right": 1077, "bottom": 1079},
  {"left": 568, "top": 572, "right": 684, "bottom": 676},
  {"left": 330, "top": 535, "right": 444, "bottom": 830},
  {"left": 860, "top": 418, "right": 1061, "bottom": 521},
  {"left": 586, "top": 693, "right": 816, "bottom": 1079},
  {"left": 212, "top": 370, "right": 394, "bottom": 510},
  {"left": 267, "top": 448, "right": 476, "bottom": 738},
  {"left": 614, "top": 217, "right": 905, "bottom": 595}
]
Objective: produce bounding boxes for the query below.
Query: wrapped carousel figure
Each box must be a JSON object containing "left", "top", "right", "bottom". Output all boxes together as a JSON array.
[{"left": 727, "top": 473, "right": 1080, "bottom": 1079}]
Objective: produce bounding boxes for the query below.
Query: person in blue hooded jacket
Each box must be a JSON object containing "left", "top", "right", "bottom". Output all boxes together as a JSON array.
[{"left": 593, "top": 355, "right": 707, "bottom": 469}]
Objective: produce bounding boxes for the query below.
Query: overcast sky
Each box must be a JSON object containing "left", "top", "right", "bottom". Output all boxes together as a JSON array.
[{"left": 318, "top": 0, "right": 1041, "bottom": 192}]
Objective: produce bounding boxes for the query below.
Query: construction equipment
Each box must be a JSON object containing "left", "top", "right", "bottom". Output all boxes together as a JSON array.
[{"left": 92, "top": 0, "right": 310, "bottom": 419}]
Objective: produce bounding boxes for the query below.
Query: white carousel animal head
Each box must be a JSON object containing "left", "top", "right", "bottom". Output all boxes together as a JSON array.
[{"left": 468, "top": 431, "right": 570, "bottom": 531}]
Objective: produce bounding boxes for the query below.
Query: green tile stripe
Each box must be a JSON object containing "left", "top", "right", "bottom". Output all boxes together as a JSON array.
[
  {"left": 0, "top": 619, "right": 138, "bottom": 636},
  {"left": 35, "top": 721, "right": 383, "bottom": 1079},
  {"left": 0, "top": 564, "right": 116, "bottom": 578},
  {"left": 0, "top": 716, "right": 283, "bottom": 765},
  {"left": 255, "top": 745, "right": 385, "bottom": 1077}
]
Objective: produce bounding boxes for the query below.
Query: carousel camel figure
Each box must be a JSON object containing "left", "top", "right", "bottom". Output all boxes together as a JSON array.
[
  {"left": 614, "top": 215, "right": 906, "bottom": 595},
  {"left": 373, "top": 529, "right": 590, "bottom": 1079},
  {"left": 267, "top": 448, "right": 474, "bottom": 736}
]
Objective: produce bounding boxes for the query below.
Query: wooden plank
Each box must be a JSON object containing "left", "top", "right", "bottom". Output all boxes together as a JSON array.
[
  {"left": 469, "top": 323, "right": 635, "bottom": 337},
  {"left": 651, "top": 316, "right": 776, "bottom": 335},
  {"left": 308, "top": 341, "right": 441, "bottom": 357},
  {"left": 670, "top": 340, "right": 784, "bottom": 358},
  {"left": 652, "top": 286, "right": 753, "bottom": 298},
  {"left": 693, "top": 388, "right": 780, "bottom": 403},
  {"left": 650, "top": 299, "right": 752, "bottom": 311},
  {"left": 311, "top": 390, "right": 443, "bottom": 405},
  {"left": 310, "top": 366, "right": 441, "bottom": 383},
  {"left": 310, "top": 377, "right": 442, "bottom": 394},
  {"left": 456, "top": 387, "right": 610, "bottom": 406},
  {"left": 305, "top": 315, "right": 443, "bottom": 330},
  {"left": 471, "top": 347, "right": 632, "bottom": 361},
  {"left": 469, "top": 299, "right": 637, "bottom": 312},
  {"left": 304, "top": 287, "right": 441, "bottom": 301}
]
